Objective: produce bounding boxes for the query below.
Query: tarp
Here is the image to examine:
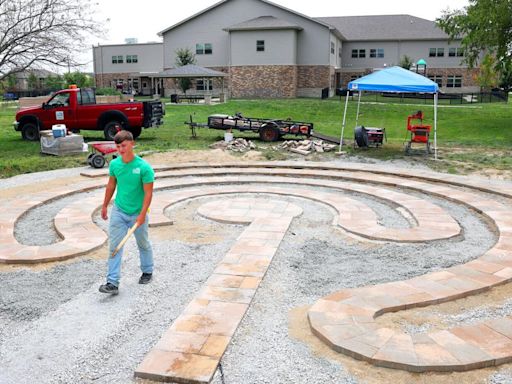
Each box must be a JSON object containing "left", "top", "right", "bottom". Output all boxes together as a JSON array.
[
  {"left": 341, "top": 66, "right": 439, "bottom": 159},
  {"left": 348, "top": 66, "right": 439, "bottom": 93}
]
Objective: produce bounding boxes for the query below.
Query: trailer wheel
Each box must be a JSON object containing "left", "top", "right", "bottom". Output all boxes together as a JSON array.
[
  {"left": 21, "top": 122, "right": 40, "bottom": 141},
  {"left": 86, "top": 153, "right": 95, "bottom": 166},
  {"left": 90, "top": 154, "right": 106, "bottom": 168},
  {"left": 259, "top": 125, "right": 280, "bottom": 142},
  {"left": 103, "top": 121, "right": 122, "bottom": 141}
]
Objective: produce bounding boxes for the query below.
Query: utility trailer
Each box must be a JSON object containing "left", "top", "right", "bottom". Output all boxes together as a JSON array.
[{"left": 185, "top": 113, "right": 314, "bottom": 142}]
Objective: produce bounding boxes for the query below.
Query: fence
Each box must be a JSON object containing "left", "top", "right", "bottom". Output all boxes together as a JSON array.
[{"left": 337, "top": 89, "right": 509, "bottom": 105}]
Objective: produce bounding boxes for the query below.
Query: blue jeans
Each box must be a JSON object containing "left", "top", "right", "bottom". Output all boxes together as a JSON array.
[{"left": 107, "top": 204, "right": 153, "bottom": 287}]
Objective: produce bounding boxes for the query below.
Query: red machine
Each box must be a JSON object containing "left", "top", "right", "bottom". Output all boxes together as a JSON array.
[{"left": 405, "top": 110, "right": 432, "bottom": 154}]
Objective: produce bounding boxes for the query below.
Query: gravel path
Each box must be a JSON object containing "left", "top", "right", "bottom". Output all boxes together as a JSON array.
[{"left": 1, "top": 173, "right": 512, "bottom": 383}]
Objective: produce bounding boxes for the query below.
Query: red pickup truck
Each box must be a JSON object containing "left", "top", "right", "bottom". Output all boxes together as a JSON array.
[{"left": 14, "top": 87, "right": 164, "bottom": 141}]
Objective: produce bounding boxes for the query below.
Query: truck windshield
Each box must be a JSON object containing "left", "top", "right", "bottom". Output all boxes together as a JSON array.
[{"left": 48, "top": 93, "right": 70, "bottom": 107}]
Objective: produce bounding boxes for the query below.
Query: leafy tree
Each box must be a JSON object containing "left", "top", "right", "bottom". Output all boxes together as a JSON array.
[
  {"left": 399, "top": 55, "right": 413, "bottom": 70},
  {"left": 476, "top": 54, "right": 500, "bottom": 90},
  {"left": 0, "top": 0, "right": 103, "bottom": 82},
  {"left": 27, "top": 72, "right": 38, "bottom": 90},
  {"left": 175, "top": 48, "right": 196, "bottom": 94},
  {"left": 437, "top": 0, "right": 512, "bottom": 71},
  {"left": 63, "top": 72, "right": 93, "bottom": 88},
  {"left": 45, "top": 75, "right": 64, "bottom": 91}
]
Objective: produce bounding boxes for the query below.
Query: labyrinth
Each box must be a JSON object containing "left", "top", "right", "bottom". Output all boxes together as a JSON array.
[{"left": 3, "top": 161, "right": 512, "bottom": 383}]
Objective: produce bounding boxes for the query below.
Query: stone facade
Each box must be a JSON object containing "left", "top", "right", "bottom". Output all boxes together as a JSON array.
[
  {"left": 426, "top": 67, "right": 480, "bottom": 92},
  {"left": 230, "top": 65, "right": 298, "bottom": 98},
  {"left": 297, "top": 66, "right": 331, "bottom": 89}
]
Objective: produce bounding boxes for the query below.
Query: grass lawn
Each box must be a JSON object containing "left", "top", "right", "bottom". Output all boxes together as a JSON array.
[{"left": 1, "top": 97, "right": 511, "bottom": 178}]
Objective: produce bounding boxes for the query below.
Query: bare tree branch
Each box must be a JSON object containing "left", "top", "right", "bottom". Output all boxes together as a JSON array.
[{"left": 0, "top": 0, "right": 104, "bottom": 81}]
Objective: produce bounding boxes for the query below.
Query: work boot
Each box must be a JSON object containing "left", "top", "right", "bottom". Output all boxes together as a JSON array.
[
  {"left": 99, "top": 282, "right": 119, "bottom": 295},
  {"left": 139, "top": 273, "right": 152, "bottom": 284}
]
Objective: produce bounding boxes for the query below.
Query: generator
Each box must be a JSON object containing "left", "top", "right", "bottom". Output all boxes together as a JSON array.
[{"left": 354, "top": 126, "right": 385, "bottom": 148}]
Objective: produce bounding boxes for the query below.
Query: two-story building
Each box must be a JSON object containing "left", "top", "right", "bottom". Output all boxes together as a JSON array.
[{"left": 93, "top": 0, "right": 479, "bottom": 98}]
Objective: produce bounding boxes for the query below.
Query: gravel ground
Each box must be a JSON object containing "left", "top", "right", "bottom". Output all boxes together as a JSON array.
[{"left": 2, "top": 172, "right": 512, "bottom": 383}]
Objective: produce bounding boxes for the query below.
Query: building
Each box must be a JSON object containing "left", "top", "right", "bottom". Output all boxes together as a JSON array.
[
  {"left": 93, "top": 0, "right": 479, "bottom": 98},
  {"left": 92, "top": 42, "right": 163, "bottom": 95}
]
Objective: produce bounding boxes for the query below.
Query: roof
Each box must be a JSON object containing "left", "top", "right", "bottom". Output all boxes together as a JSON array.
[
  {"left": 224, "top": 16, "right": 303, "bottom": 31},
  {"left": 152, "top": 64, "right": 227, "bottom": 78},
  {"left": 316, "top": 15, "right": 450, "bottom": 41},
  {"left": 158, "top": 0, "right": 338, "bottom": 37},
  {"left": 348, "top": 66, "right": 439, "bottom": 93}
]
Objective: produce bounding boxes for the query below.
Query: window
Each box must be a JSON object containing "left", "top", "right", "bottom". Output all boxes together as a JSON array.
[
  {"left": 196, "top": 79, "right": 213, "bottom": 91},
  {"left": 77, "top": 88, "right": 96, "bottom": 105},
  {"left": 370, "top": 48, "right": 384, "bottom": 58},
  {"left": 132, "top": 78, "right": 139, "bottom": 90},
  {"left": 351, "top": 49, "right": 366, "bottom": 58},
  {"left": 428, "top": 75, "right": 443, "bottom": 87},
  {"left": 196, "top": 43, "right": 212, "bottom": 55},
  {"left": 449, "top": 47, "right": 464, "bottom": 57},
  {"left": 112, "top": 55, "right": 124, "bottom": 64},
  {"left": 126, "top": 55, "right": 138, "bottom": 63},
  {"left": 331, "top": 42, "right": 335, "bottom": 54},
  {"left": 446, "top": 75, "right": 462, "bottom": 88},
  {"left": 350, "top": 74, "right": 362, "bottom": 81},
  {"left": 338, "top": 47, "right": 342, "bottom": 58},
  {"left": 429, "top": 48, "right": 444, "bottom": 57},
  {"left": 256, "top": 40, "right": 265, "bottom": 52}
]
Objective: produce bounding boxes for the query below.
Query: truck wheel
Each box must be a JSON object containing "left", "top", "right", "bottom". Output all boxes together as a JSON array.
[
  {"left": 90, "top": 154, "right": 106, "bottom": 168},
  {"left": 21, "top": 122, "right": 40, "bottom": 141},
  {"left": 128, "top": 126, "right": 141, "bottom": 139},
  {"left": 259, "top": 125, "right": 280, "bottom": 142},
  {"left": 104, "top": 121, "right": 122, "bottom": 141}
]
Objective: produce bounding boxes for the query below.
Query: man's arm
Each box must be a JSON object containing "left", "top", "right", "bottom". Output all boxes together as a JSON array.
[
  {"left": 101, "top": 176, "right": 117, "bottom": 220},
  {"left": 136, "top": 182, "right": 154, "bottom": 226}
]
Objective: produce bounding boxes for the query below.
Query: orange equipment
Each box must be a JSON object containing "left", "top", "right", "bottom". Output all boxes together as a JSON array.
[{"left": 405, "top": 110, "right": 432, "bottom": 154}]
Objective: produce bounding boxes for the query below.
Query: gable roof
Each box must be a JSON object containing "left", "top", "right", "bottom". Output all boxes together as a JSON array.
[
  {"left": 158, "top": 0, "right": 340, "bottom": 37},
  {"left": 224, "top": 16, "right": 303, "bottom": 31},
  {"left": 316, "top": 15, "right": 450, "bottom": 41}
]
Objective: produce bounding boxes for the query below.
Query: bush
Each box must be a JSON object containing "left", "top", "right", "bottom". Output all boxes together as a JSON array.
[{"left": 95, "top": 87, "right": 121, "bottom": 96}]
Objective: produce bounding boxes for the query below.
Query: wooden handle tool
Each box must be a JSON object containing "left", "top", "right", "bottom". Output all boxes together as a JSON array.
[{"left": 111, "top": 222, "right": 139, "bottom": 258}]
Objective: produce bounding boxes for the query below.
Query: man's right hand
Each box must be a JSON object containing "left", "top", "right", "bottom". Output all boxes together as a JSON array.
[{"left": 101, "top": 206, "right": 108, "bottom": 220}]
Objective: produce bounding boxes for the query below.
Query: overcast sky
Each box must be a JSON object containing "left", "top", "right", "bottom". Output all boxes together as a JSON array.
[{"left": 84, "top": 0, "right": 469, "bottom": 69}]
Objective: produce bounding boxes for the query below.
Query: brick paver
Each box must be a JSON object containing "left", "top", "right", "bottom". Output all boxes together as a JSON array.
[{"left": 5, "top": 162, "right": 512, "bottom": 380}]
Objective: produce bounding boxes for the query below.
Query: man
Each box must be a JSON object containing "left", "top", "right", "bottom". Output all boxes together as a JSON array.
[{"left": 99, "top": 130, "right": 154, "bottom": 295}]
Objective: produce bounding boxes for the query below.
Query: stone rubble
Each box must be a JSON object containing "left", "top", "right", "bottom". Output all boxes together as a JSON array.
[
  {"left": 209, "top": 138, "right": 256, "bottom": 152},
  {"left": 275, "top": 140, "right": 336, "bottom": 155}
]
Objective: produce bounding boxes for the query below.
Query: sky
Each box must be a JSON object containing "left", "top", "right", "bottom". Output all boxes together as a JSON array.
[{"left": 83, "top": 0, "right": 469, "bottom": 69}]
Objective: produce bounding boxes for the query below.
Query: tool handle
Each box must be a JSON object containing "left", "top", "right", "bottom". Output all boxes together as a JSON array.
[{"left": 110, "top": 222, "right": 139, "bottom": 258}]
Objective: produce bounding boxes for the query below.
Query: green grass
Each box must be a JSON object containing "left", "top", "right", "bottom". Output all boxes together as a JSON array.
[{"left": 1, "top": 97, "right": 511, "bottom": 178}]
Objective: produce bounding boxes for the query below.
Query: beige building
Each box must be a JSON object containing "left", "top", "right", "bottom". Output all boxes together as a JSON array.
[{"left": 93, "top": 0, "right": 479, "bottom": 98}]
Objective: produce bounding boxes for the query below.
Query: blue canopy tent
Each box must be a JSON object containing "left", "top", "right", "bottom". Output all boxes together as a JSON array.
[{"left": 339, "top": 66, "right": 440, "bottom": 159}]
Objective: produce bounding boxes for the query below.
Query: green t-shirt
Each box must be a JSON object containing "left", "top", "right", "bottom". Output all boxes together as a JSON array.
[{"left": 109, "top": 155, "right": 154, "bottom": 215}]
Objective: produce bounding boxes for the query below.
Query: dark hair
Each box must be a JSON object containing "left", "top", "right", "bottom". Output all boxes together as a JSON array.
[{"left": 114, "top": 130, "right": 134, "bottom": 144}]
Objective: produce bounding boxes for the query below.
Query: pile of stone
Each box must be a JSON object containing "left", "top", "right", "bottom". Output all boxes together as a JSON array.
[
  {"left": 276, "top": 139, "right": 337, "bottom": 155},
  {"left": 209, "top": 138, "right": 256, "bottom": 152}
]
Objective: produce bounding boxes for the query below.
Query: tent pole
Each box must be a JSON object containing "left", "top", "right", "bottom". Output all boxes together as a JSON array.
[
  {"left": 434, "top": 92, "right": 438, "bottom": 160},
  {"left": 355, "top": 91, "right": 362, "bottom": 127},
  {"left": 338, "top": 91, "right": 350, "bottom": 152}
]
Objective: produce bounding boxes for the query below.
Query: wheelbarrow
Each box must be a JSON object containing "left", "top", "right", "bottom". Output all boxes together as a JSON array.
[{"left": 86, "top": 141, "right": 118, "bottom": 168}]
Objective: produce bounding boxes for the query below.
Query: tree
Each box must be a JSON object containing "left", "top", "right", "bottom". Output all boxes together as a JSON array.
[
  {"left": 63, "top": 72, "right": 93, "bottom": 88},
  {"left": 44, "top": 74, "right": 64, "bottom": 91},
  {"left": 175, "top": 48, "right": 196, "bottom": 94},
  {"left": 399, "top": 55, "right": 413, "bottom": 70},
  {"left": 476, "top": 54, "right": 500, "bottom": 90},
  {"left": 27, "top": 72, "right": 39, "bottom": 90},
  {"left": 0, "top": 0, "right": 103, "bottom": 82},
  {"left": 437, "top": 0, "right": 512, "bottom": 71}
]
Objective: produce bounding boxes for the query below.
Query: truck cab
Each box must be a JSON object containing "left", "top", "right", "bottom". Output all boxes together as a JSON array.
[{"left": 14, "top": 87, "right": 164, "bottom": 141}]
